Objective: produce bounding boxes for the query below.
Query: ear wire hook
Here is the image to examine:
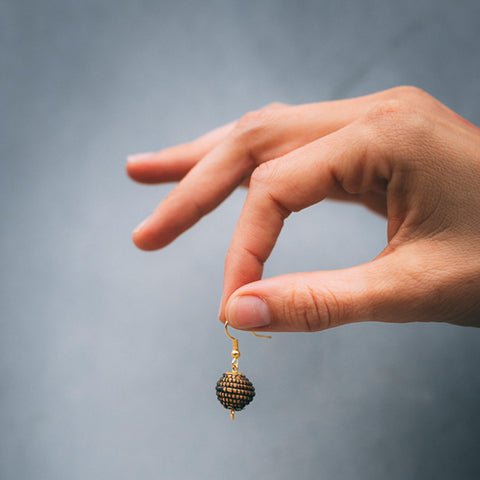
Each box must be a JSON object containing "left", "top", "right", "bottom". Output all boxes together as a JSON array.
[
  {"left": 224, "top": 321, "right": 271, "bottom": 375},
  {"left": 220, "top": 321, "right": 271, "bottom": 420},
  {"left": 251, "top": 330, "right": 272, "bottom": 340},
  {"left": 224, "top": 320, "right": 272, "bottom": 341}
]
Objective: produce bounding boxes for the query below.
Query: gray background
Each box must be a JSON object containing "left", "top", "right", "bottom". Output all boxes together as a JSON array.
[{"left": 1, "top": 0, "right": 480, "bottom": 479}]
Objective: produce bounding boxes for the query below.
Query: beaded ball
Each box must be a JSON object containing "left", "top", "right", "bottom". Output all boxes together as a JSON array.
[{"left": 216, "top": 371, "right": 255, "bottom": 412}]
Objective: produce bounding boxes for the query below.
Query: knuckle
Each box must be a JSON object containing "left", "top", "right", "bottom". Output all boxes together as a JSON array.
[
  {"left": 264, "top": 101, "right": 287, "bottom": 110},
  {"left": 249, "top": 162, "right": 292, "bottom": 219},
  {"left": 237, "top": 109, "right": 264, "bottom": 130},
  {"left": 230, "top": 103, "right": 285, "bottom": 164},
  {"left": 310, "top": 285, "right": 345, "bottom": 330},
  {"left": 286, "top": 284, "right": 348, "bottom": 332},
  {"left": 364, "top": 98, "right": 412, "bottom": 125},
  {"left": 231, "top": 106, "right": 280, "bottom": 163},
  {"left": 235, "top": 108, "right": 271, "bottom": 135},
  {"left": 388, "top": 85, "right": 430, "bottom": 102},
  {"left": 362, "top": 98, "right": 433, "bottom": 147},
  {"left": 249, "top": 161, "right": 276, "bottom": 187},
  {"left": 233, "top": 103, "right": 284, "bottom": 139}
]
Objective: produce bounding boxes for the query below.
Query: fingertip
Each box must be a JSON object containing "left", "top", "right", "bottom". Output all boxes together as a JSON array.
[
  {"left": 226, "top": 295, "right": 272, "bottom": 330},
  {"left": 132, "top": 218, "right": 165, "bottom": 251},
  {"left": 125, "top": 153, "right": 156, "bottom": 183},
  {"left": 127, "top": 152, "right": 155, "bottom": 164},
  {"left": 132, "top": 232, "right": 160, "bottom": 251},
  {"left": 132, "top": 229, "right": 152, "bottom": 251},
  {"left": 125, "top": 160, "right": 135, "bottom": 180}
]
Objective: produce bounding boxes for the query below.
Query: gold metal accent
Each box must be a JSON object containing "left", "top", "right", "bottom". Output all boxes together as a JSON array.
[
  {"left": 223, "top": 320, "right": 270, "bottom": 420},
  {"left": 251, "top": 331, "right": 272, "bottom": 339},
  {"left": 224, "top": 320, "right": 272, "bottom": 341},
  {"left": 224, "top": 320, "right": 235, "bottom": 341}
]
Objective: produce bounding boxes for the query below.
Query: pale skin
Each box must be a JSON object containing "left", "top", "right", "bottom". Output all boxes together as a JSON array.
[{"left": 126, "top": 86, "right": 480, "bottom": 332}]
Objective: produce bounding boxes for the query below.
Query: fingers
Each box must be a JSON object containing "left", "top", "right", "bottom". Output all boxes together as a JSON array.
[
  {"left": 126, "top": 122, "right": 236, "bottom": 184},
  {"left": 132, "top": 136, "right": 256, "bottom": 250},
  {"left": 219, "top": 121, "right": 391, "bottom": 317},
  {"left": 224, "top": 262, "right": 387, "bottom": 332},
  {"left": 223, "top": 250, "right": 425, "bottom": 332},
  {"left": 127, "top": 86, "right": 480, "bottom": 329},
  {"left": 130, "top": 88, "right": 418, "bottom": 252},
  {"left": 131, "top": 97, "right": 383, "bottom": 250},
  {"left": 223, "top": 233, "right": 480, "bottom": 332}
]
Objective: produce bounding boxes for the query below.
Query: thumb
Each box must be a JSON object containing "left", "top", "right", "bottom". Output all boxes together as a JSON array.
[{"left": 224, "top": 252, "right": 428, "bottom": 332}]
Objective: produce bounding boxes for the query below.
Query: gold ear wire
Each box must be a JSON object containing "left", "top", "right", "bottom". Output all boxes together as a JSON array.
[
  {"left": 217, "top": 321, "right": 271, "bottom": 420},
  {"left": 224, "top": 320, "right": 271, "bottom": 341},
  {"left": 224, "top": 320, "right": 236, "bottom": 341},
  {"left": 251, "top": 330, "right": 272, "bottom": 340}
]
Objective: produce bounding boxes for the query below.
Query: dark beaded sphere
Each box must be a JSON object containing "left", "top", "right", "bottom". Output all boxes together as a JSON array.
[{"left": 216, "top": 372, "right": 255, "bottom": 411}]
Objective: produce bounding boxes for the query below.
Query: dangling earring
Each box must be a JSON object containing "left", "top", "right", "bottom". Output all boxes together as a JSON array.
[{"left": 215, "top": 320, "right": 271, "bottom": 420}]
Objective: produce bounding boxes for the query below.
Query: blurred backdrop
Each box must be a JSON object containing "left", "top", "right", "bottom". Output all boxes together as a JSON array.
[{"left": 1, "top": 0, "right": 480, "bottom": 479}]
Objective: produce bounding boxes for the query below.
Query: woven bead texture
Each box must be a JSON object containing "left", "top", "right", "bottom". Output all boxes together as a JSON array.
[{"left": 216, "top": 372, "right": 255, "bottom": 411}]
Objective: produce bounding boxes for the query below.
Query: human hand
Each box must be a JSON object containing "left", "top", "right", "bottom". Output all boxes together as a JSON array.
[{"left": 127, "top": 86, "right": 480, "bottom": 331}]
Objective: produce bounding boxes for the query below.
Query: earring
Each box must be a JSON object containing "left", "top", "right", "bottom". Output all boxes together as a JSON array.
[{"left": 215, "top": 321, "right": 271, "bottom": 420}]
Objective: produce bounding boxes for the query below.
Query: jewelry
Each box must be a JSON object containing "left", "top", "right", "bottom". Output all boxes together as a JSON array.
[{"left": 215, "top": 321, "right": 270, "bottom": 420}]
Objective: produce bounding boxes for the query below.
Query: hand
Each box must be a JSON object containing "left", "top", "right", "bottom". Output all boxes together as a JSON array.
[{"left": 127, "top": 86, "right": 480, "bottom": 331}]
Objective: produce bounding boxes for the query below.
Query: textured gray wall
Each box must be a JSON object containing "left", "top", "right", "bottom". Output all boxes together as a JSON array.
[{"left": 1, "top": 1, "right": 480, "bottom": 479}]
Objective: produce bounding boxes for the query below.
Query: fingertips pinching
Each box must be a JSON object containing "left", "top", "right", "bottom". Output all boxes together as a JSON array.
[{"left": 226, "top": 295, "right": 271, "bottom": 330}]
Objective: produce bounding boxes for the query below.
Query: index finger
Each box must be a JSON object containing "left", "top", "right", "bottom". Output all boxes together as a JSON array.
[
  {"left": 132, "top": 135, "right": 255, "bottom": 250},
  {"left": 220, "top": 121, "right": 388, "bottom": 319},
  {"left": 132, "top": 93, "right": 389, "bottom": 251}
]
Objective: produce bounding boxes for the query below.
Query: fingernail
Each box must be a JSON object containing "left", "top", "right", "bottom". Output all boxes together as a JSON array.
[
  {"left": 127, "top": 152, "right": 155, "bottom": 163},
  {"left": 133, "top": 218, "right": 149, "bottom": 234},
  {"left": 227, "top": 296, "right": 271, "bottom": 329}
]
